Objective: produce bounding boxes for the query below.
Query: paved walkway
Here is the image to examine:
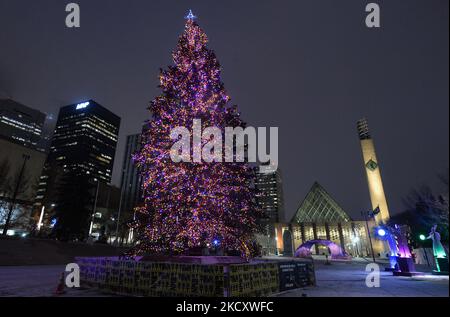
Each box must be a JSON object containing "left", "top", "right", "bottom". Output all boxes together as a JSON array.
[
  {"left": 0, "top": 265, "right": 107, "bottom": 297},
  {"left": 0, "top": 259, "right": 448, "bottom": 297},
  {"left": 276, "top": 259, "right": 449, "bottom": 297}
]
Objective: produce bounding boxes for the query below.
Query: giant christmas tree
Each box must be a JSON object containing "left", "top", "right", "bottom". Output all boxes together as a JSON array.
[{"left": 130, "top": 11, "right": 261, "bottom": 259}]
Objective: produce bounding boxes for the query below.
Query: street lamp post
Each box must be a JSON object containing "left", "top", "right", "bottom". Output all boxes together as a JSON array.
[
  {"left": 88, "top": 179, "right": 100, "bottom": 237},
  {"left": 2, "top": 154, "right": 30, "bottom": 236},
  {"left": 114, "top": 183, "right": 125, "bottom": 246},
  {"left": 419, "top": 234, "right": 431, "bottom": 267},
  {"left": 362, "top": 210, "right": 376, "bottom": 263}
]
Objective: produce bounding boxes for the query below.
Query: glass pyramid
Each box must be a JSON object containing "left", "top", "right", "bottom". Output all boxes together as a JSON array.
[{"left": 291, "top": 182, "right": 351, "bottom": 223}]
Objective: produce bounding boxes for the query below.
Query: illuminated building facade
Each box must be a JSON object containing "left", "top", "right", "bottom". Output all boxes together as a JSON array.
[
  {"left": 48, "top": 100, "right": 120, "bottom": 183},
  {"left": 255, "top": 166, "right": 284, "bottom": 223},
  {"left": 0, "top": 99, "right": 46, "bottom": 151},
  {"left": 88, "top": 183, "right": 121, "bottom": 240},
  {"left": 254, "top": 166, "right": 284, "bottom": 255},
  {"left": 258, "top": 182, "right": 375, "bottom": 258},
  {"left": 34, "top": 100, "right": 120, "bottom": 207}
]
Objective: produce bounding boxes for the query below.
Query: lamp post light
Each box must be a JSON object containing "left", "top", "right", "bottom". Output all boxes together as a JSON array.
[
  {"left": 114, "top": 183, "right": 125, "bottom": 246},
  {"left": 36, "top": 206, "right": 45, "bottom": 231},
  {"left": 419, "top": 234, "right": 431, "bottom": 267}
]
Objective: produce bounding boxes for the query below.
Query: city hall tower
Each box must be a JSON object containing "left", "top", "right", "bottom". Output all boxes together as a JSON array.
[{"left": 357, "top": 118, "right": 391, "bottom": 224}]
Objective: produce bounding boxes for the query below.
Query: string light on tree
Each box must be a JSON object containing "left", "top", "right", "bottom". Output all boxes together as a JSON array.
[{"left": 127, "top": 11, "right": 261, "bottom": 259}]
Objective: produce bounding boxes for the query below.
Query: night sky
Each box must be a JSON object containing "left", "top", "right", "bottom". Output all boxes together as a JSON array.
[{"left": 0, "top": 0, "right": 448, "bottom": 221}]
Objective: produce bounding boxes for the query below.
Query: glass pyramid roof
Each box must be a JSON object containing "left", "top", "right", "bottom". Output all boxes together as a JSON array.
[{"left": 291, "top": 182, "right": 351, "bottom": 223}]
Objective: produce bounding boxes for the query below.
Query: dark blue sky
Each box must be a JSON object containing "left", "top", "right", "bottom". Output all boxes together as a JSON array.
[{"left": 0, "top": 0, "right": 448, "bottom": 221}]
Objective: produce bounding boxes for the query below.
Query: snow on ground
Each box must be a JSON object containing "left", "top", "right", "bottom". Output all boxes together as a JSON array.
[{"left": 0, "top": 258, "right": 447, "bottom": 297}]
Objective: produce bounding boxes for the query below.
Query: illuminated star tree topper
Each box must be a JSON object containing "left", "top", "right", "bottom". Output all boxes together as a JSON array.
[{"left": 185, "top": 9, "right": 197, "bottom": 21}]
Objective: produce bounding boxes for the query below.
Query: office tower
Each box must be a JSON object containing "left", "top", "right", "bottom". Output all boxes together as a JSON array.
[
  {"left": 36, "top": 113, "right": 56, "bottom": 153},
  {"left": 357, "top": 118, "right": 390, "bottom": 224},
  {"left": 35, "top": 100, "right": 120, "bottom": 206},
  {"left": 88, "top": 182, "right": 121, "bottom": 240},
  {"left": 254, "top": 165, "right": 284, "bottom": 255},
  {"left": 119, "top": 133, "right": 143, "bottom": 219},
  {"left": 255, "top": 166, "right": 284, "bottom": 223},
  {"left": 48, "top": 100, "right": 120, "bottom": 183},
  {"left": 0, "top": 99, "right": 46, "bottom": 151}
]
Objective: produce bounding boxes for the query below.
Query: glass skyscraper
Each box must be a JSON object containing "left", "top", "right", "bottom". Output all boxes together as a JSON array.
[
  {"left": 255, "top": 166, "right": 284, "bottom": 223},
  {"left": 47, "top": 100, "right": 120, "bottom": 182},
  {"left": 120, "top": 133, "right": 143, "bottom": 218},
  {"left": 35, "top": 100, "right": 120, "bottom": 206}
]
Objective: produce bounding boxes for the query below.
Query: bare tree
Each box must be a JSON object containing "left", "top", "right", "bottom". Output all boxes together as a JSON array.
[
  {"left": 0, "top": 158, "right": 11, "bottom": 194},
  {"left": 395, "top": 171, "right": 449, "bottom": 246},
  {"left": 1, "top": 157, "right": 37, "bottom": 232},
  {"left": 0, "top": 158, "right": 12, "bottom": 226},
  {"left": 402, "top": 184, "right": 448, "bottom": 225},
  {"left": 437, "top": 169, "right": 449, "bottom": 187},
  {"left": 436, "top": 170, "right": 449, "bottom": 224}
]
